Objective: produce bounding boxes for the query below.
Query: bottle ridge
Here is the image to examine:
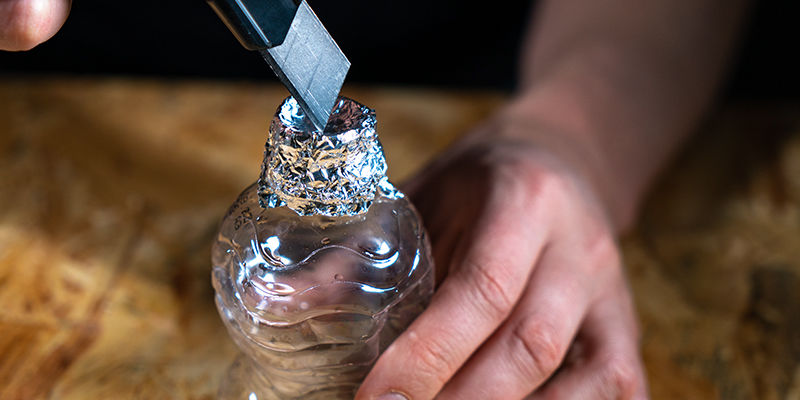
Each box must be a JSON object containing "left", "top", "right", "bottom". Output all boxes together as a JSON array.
[{"left": 212, "top": 96, "right": 434, "bottom": 399}]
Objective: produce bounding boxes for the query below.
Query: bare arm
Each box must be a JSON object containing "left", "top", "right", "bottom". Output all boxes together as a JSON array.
[
  {"left": 357, "top": 1, "right": 749, "bottom": 399},
  {"left": 513, "top": 0, "right": 749, "bottom": 229}
]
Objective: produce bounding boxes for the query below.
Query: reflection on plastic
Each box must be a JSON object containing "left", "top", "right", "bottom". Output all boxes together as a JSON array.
[{"left": 212, "top": 97, "right": 434, "bottom": 399}]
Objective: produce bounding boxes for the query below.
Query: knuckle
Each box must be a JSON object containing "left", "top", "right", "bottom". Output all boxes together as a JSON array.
[
  {"left": 599, "top": 355, "right": 639, "bottom": 399},
  {"left": 463, "top": 257, "right": 515, "bottom": 319},
  {"left": 511, "top": 315, "right": 566, "bottom": 381},
  {"left": 490, "top": 154, "right": 564, "bottom": 206},
  {"left": 515, "top": 162, "right": 564, "bottom": 200},
  {"left": 585, "top": 230, "right": 621, "bottom": 271},
  {"left": 405, "top": 333, "right": 455, "bottom": 386}
]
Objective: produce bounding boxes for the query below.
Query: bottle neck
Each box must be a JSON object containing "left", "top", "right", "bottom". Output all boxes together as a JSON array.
[{"left": 258, "top": 96, "right": 400, "bottom": 217}]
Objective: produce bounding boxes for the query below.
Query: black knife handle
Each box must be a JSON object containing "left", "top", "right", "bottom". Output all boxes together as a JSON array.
[{"left": 207, "top": 0, "right": 300, "bottom": 50}]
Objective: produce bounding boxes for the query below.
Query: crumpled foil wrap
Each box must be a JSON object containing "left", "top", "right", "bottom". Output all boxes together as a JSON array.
[{"left": 258, "top": 96, "right": 401, "bottom": 216}]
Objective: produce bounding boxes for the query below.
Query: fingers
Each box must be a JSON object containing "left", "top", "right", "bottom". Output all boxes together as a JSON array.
[
  {"left": 355, "top": 201, "right": 548, "bottom": 400},
  {"left": 436, "top": 243, "right": 593, "bottom": 400},
  {"left": 0, "top": 0, "right": 71, "bottom": 51},
  {"left": 530, "top": 286, "right": 647, "bottom": 400}
]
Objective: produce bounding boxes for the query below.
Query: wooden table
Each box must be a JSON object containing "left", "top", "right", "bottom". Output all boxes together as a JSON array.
[{"left": 0, "top": 78, "right": 798, "bottom": 399}]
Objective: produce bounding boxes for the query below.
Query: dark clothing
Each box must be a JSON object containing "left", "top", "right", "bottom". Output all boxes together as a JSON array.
[{"left": 0, "top": 0, "right": 797, "bottom": 98}]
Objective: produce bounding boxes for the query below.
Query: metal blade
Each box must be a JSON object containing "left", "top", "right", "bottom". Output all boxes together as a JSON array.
[{"left": 260, "top": 0, "right": 350, "bottom": 131}]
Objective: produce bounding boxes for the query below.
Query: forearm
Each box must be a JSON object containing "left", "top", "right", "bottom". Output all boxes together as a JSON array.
[{"left": 502, "top": 0, "right": 749, "bottom": 230}]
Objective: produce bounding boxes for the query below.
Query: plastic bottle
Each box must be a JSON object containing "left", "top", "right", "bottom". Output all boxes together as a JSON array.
[{"left": 212, "top": 96, "right": 434, "bottom": 399}]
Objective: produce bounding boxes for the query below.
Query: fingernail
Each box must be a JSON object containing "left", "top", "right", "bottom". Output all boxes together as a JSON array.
[{"left": 377, "top": 393, "right": 408, "bottom": 400}]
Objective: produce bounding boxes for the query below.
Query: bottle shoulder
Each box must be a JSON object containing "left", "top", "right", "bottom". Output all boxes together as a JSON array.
[
  {"left": 216, "top": 182, "right": 423, "bottom": 265},
  {"left": 212, "top": 182, "right": 433, "bottom": 323}
]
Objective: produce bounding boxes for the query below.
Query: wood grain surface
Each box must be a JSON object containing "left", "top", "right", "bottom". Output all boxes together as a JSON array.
[{"left": 0, "top": 78, "right": 798, "bottom": 399}]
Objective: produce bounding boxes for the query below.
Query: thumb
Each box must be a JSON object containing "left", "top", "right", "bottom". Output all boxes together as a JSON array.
[{"left": 0, "top": 0, "right": 71, "bottom": 51}]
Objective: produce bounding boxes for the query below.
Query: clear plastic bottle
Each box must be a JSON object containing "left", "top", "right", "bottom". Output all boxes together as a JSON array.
[{"left": 212, "top": 96, "right": 434, "bottom": 399}]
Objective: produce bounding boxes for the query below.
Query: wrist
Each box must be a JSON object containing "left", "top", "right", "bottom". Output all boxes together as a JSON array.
[{"left": 473, "top": 78, "right": 644, "bottom": 232}]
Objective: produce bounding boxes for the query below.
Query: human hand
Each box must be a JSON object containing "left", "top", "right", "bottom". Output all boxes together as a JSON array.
[
  {"left": 355, "top": 117, "right": 648, "bottom": 399},
  {"left": 0, "top": 0, "right": 71, "bottom": 51}
]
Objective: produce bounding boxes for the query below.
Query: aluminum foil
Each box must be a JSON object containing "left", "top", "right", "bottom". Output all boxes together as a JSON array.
[{"left": 258, "top": 96, "right": 401, "bottom": 216}]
